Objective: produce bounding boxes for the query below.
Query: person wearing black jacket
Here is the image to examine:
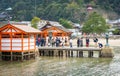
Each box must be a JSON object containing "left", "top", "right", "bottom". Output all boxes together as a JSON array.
[{"left": 93, "top": 37, "right": 98, "bottom": 47}]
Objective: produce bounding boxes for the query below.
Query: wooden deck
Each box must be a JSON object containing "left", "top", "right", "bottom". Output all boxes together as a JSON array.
[{"left": 38, "top": 47, "right": 102, "bottom": 57}]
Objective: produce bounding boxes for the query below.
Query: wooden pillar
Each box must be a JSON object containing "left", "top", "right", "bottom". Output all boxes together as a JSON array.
[
  {"left": 71, "top": 50, "right": 73, "bottom": 57},
  {"left": 79, "top": 51, "right": 83, "bottom": 57},
  {"left": 0, "top": 52, "right": 2, "bottom": 61},
  {"left": 77, "top": 51, "right": 79, "bottom": 57},
  {"left": 0, "top": 33, "right": 1, "bottom": 52},
  {"left": 21, "top": 33, "right": 24, "bottom": 60},
  {"left": 21, "top": 33, "right": 24, "bottom": 51},
  {"left": 21, "top": 52, "right": 24, "bottom": 61},
  {"left": 39, "top": 50, "right": 41, "bottom": 56},
  {"left": 44, "top": 33, "right": 47, "bottom": 38},
  {"left": 34, "top": 34, "right": 36, "bottom": 50},
  {"left": 66, "top": 51, "right": 68, "bottom": 57},
  {"left": 34, "top": 34, "right": 36, "bottom": 59},
  {"left": 63, "top": 50, "right": 66, "bottom": 57},
  {"left": 53, "top": 33, "right": 54, "bottom": 38},
  {"left": 62, "top": 33, "right": 64, "bottom": 38},
  {"left": 48, "top": 51, "right": 50, "bottom": 56},
  {"left": 10, "top": 27, "right": 13, "bottom": 61},
  {"left": 54, "top": 32, "right": 56, "bottom": 37},
  {"left": 61, "top": 51, "right": 63, "bottom": 57},
  {"left": 99, "top": 51, "right": 101, "bottom": 57},
  {"left": 40, "top": 50, "right": 42, "bottom": 56},
  {"left": 52, "top": 51, "right": 54, "bottom": 56},
  {"left": 88, "top": 51, "right": 93, "bottom": 57},
  {"left": 0, "top": 33, "right": 1, "bottom": 60},
  {"left": 28, "top": 34, "right": 30, "bottom": 59},
  {"left": 42, "top": 50, "right": 44, "bottom": 56},
  {"left": 68, "top": 50, "right": 70, "bottom": 57},
  {"left": 10, "top": 52, "right": 13, "bottom": 61},
  {"left": 58, "top": 51, "right": 60, "bottom": 57}
]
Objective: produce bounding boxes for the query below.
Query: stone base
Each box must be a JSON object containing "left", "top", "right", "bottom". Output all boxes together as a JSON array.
[{"left": 100, "top": 46, "right": 114, "bottom": 58}]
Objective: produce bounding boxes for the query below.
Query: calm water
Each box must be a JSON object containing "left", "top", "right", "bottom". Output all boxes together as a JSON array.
[{"left": 0, "top": 47, "right": 120, "bottom": 76}]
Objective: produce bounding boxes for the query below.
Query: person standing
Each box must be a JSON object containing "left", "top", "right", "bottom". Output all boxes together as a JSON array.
[
  {"left": 77, "top": 38, "right": 80, "bottom": 47},
  {"left": 48, "top": 38, "right": 51, "bottom": 47},
  {"left": 52, "top": 38, "right": 55, "bottom": 47},
  {"left": 69, "top": 38, "right": 73, "bottom": 48},
  {"left": 56, "top": 37, "right": 60, "bottom": 47},
  {"left": 37, "top": 37, "right": 41, "bottom": 47},
  {"left": 61, "top": 38, "right": 64, "bottom": 47},
  {"left": 41, "top": 37, "right": 45, "bottom": 47},
  {"left": 86, "top": 37, "right": 89, "bottom": 47},
  {"left": 93, "top": 37, "right": 98, "bottom": 47},
  {"left": 65, "top": 38, "right": 67, "bottom": 46},
  {"left": 80, "top": 37, "right": 83, "bottom": 47}
]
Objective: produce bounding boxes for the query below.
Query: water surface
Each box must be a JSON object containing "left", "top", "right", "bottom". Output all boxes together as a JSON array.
[{"left": 0, "top": 47, "right": 120, "bottom": 76}]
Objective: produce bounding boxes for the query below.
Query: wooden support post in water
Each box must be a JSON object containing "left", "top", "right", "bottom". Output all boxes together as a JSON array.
[
  {"left": 11, "top": 52, "right": 13, "bottom": 61},
  {"left": 50, "top": 50, "right": 52, "bottom": 56},
  {"left": 71, "top": 51, "right": 73, "bottom": 57},
  {"left": 77, "top": 51, "right": 79, "bottom": 57},
  {"left": 52, "top": 51, "right": 54, "bottom": 56},
  {"left": 68, "top": 50, "right": 70, "bottom": 57},
  {"left": 38, "top": 47, "right": 102, "bottom": 58},
  {"left": 41, "top": 50, "right": 43, "bottom": 56},
  {"left": 43, "top": 50, "right": 45, "bottom": 56},
  {"left": 39, "top": 50, "right": 41, "bottom": 56},
  {"left": 88, "top": 51, "right": 93, "bottom": 57},
  {"left": 66, "top": 51, "right": 68, "bottom": 57},
  {"left": 79, "top": 51, "right": 83, "bottom": 57},
  {"left": 21, "top": 52, "right": 24, "bottom": 61},
  {"left": 48, "top": 51, "right": 50, "bottom": 56},
  {"left": 28, "top": 52, "right": 30, "bottom": 60},
  {"left": 33, "top": 51, "right": 36, "bottom": 59},
  {"left": 0, "top": 52, "right": 1, "bottom": 61},
  {"left": 63, "top": 50, "right": 66, "bottom": 57},
  {"left": 60, "top": 50, "right": 62, "bottom": 57},
  {"left": 58, "top": 51, "right": 60, "bottom": 57},
  {"left": 99, "top": 51, "right": 101, "bottom": 57},
  {"left": 61, "top": 51, "right": 63, "bottom": 57}
]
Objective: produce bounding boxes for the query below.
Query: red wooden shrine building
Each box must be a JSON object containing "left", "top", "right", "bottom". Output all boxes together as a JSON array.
[
  {"left": 0, "top": 23, "right": 40, "bottom": 61},
  {"left": 39, "top": 22, "right": 72, "bottom": 38}
]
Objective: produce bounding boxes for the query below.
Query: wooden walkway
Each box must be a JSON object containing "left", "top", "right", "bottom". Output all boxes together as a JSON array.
[{"left": 38, "top": 47, "right": 102, "bottom": 57}]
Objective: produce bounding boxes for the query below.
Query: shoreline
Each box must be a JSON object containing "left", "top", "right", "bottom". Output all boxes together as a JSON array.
[{"left": 72, "top": 38, "right": 120, "bottom": 47}]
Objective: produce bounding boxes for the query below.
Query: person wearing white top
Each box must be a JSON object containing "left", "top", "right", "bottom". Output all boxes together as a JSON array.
[
  {"left": 61, "top": 38, "right": 64, "bottom": 47},
  {"left": 69, "top": 38, "right": 72, "bottom": 47}
]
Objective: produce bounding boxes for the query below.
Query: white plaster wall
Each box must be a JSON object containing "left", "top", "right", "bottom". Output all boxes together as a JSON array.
[{"left": 1, "top": 47, "right": 10, "bottom": 50}]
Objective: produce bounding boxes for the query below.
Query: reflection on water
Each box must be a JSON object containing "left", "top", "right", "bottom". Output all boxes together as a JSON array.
[{"left": 0, "top": 47, "right": 120, "bottom": 76}]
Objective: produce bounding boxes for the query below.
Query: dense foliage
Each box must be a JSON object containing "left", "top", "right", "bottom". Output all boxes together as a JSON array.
[
  {"left": 113, "top": 29, "right": 120, "bottom": 35},
  {"left": 0, "top": 0, "right": 119, "bottom": 22},
  {"left": 82, "top": 12, "right": 109, "bottom": 34},
  {"left": 31, "top": 16, "right": 40, "bottom": 29},
  {"left": 59, "top": 18, "right": 73, "bottom": 29}
]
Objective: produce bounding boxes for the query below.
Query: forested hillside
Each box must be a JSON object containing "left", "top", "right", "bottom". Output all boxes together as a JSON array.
[{"left": 0, "top": 0, "right": 119, "bottom": 23}]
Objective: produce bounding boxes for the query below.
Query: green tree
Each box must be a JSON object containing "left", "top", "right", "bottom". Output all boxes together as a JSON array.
[
  {"left": 59, "top": 18, "right": 73, "bottom": 29},
  {"left": 82, "top": 12, "right": 109, "bottom": 34},
  {"left": 31, "top": 17, "right": 40, "bottom": 29}
]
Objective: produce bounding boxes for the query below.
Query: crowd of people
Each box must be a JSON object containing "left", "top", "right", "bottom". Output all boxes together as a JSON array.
[
  {"left": 36, "top": 37, "right": 103, "bottom": 48},
  {"left": 36, "top": 37, "right": 68, "bottom": 47}
]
